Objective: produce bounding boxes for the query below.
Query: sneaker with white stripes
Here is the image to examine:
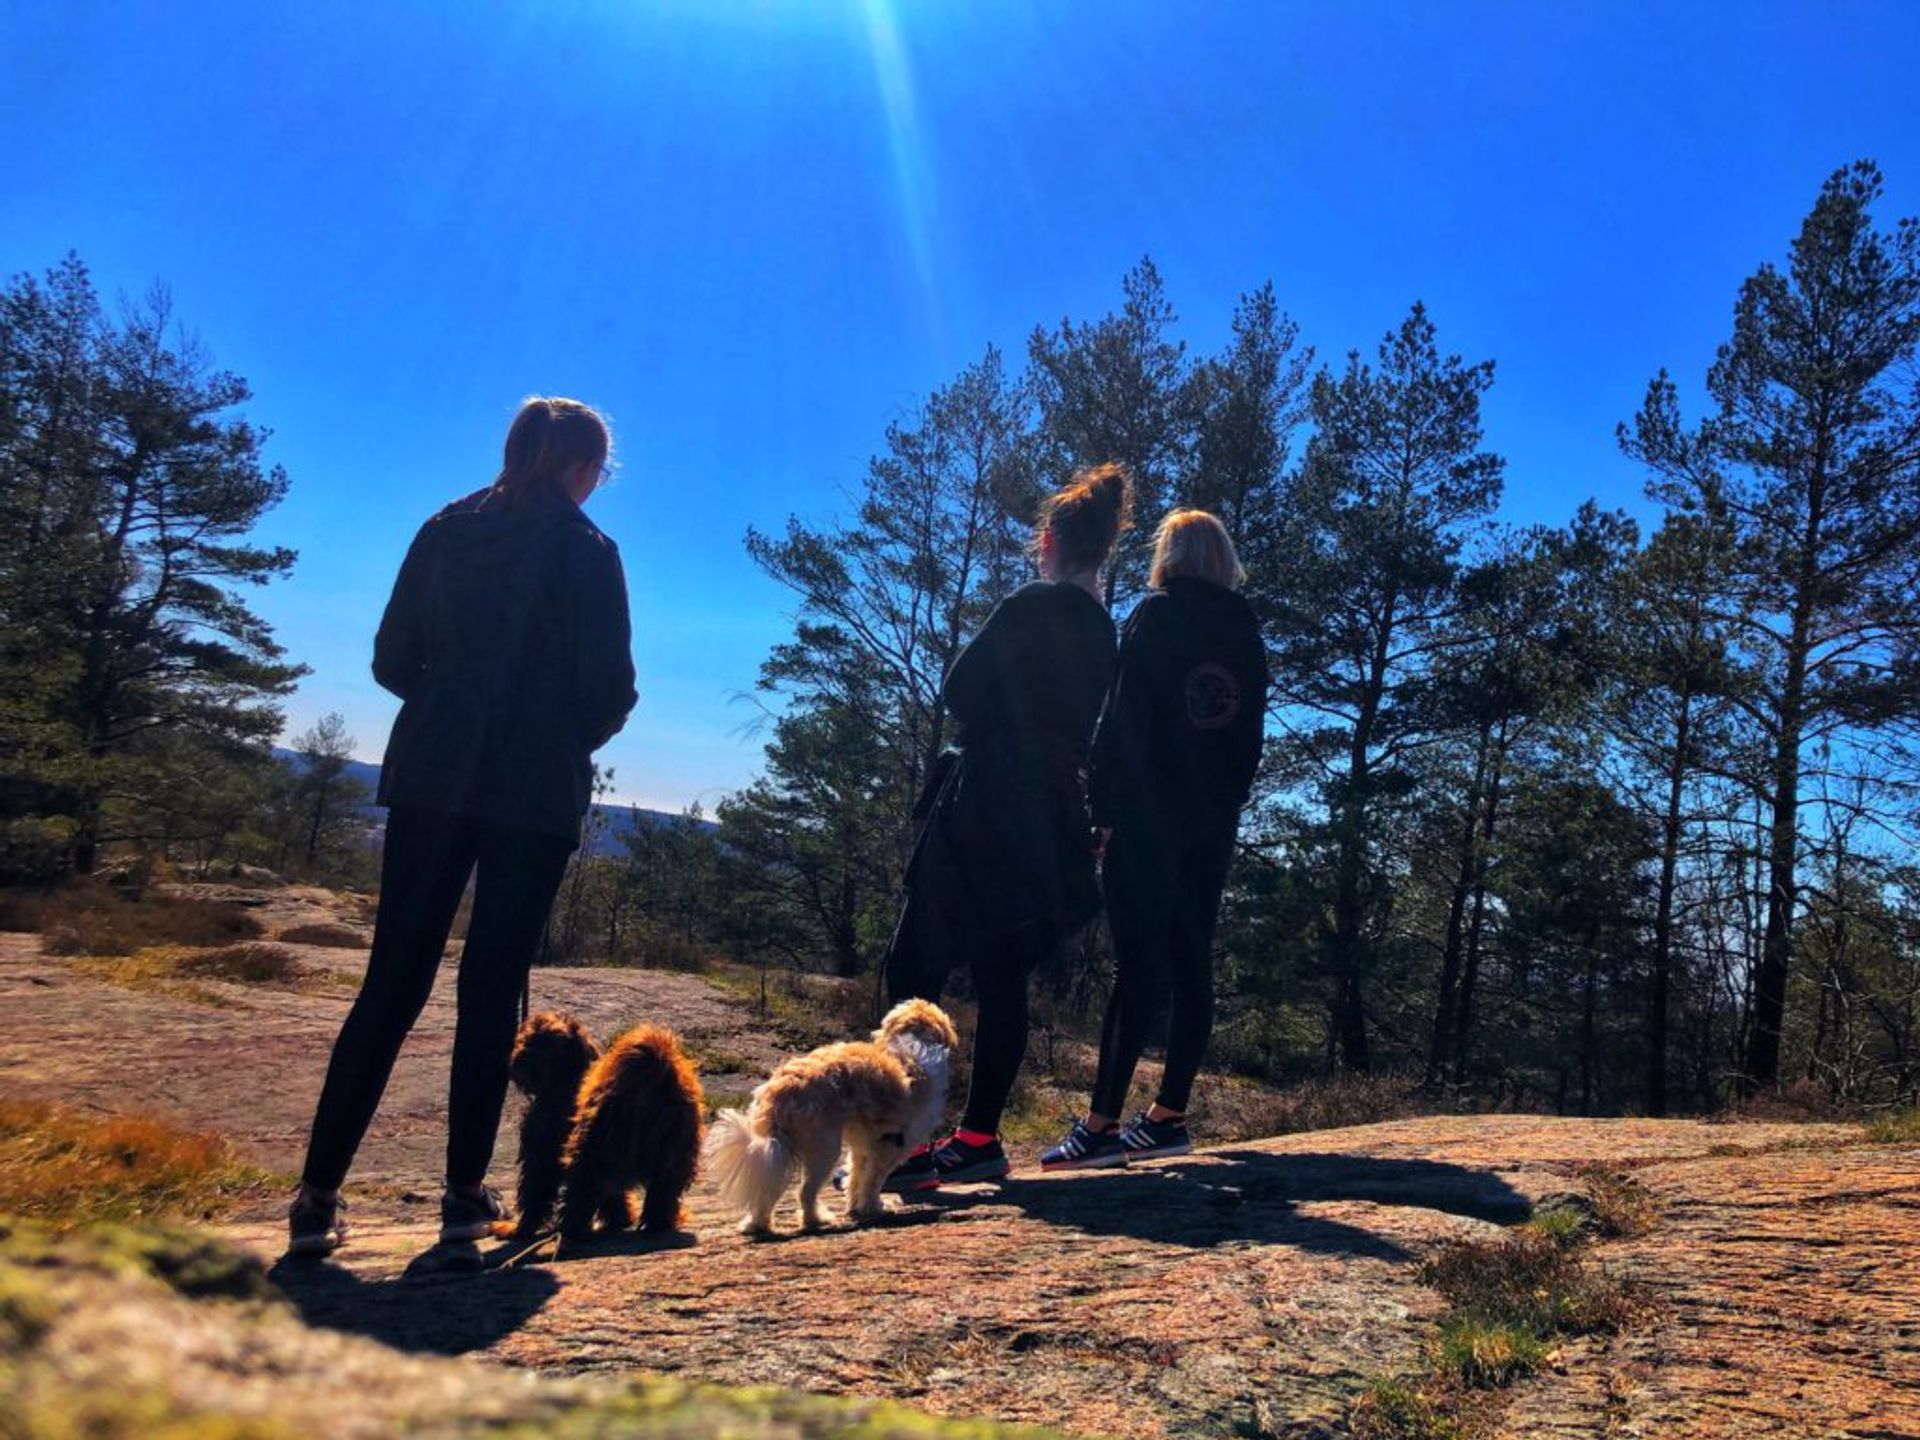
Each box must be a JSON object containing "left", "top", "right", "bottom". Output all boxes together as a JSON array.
[
  {"left": 1117, "top": 1112, "right": 1193, "bottom": 1161},
  {"left": 1039, "top": 1120, "right": 1129, "bottom": 1171}
]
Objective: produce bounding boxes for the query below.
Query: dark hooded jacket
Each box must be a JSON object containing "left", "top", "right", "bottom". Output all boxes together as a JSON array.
[
  {"left": 907, "top": 580, "right": 1116, "bottom": 945},
  {"left": 372, "top": 483, "right": 638, "bottom": 844},
  {"left": 1089, "top": 577, "right": 1268, "bottom": 845}
]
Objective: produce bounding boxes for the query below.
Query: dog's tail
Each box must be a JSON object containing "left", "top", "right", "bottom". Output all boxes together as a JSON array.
[{"left": 703, "top": 1107, "right": 792, "bottom": 1217}]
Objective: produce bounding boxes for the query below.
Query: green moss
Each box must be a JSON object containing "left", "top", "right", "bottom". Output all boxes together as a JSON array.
[
  {"left": 2, "top": 1387, "right": 296, "bottom": 1439},
  {"left": 483, "top": 1375, "right": 1063, "bottom": 1439},
  {"left": 1430, "top": 1317, "right": 1550, "bottom": 1389},
  {"left": 1524, "top": 1203, "right": 1589, "bottom": 1246},
  {"left": 0, "top": 1217, "right": 276, "bottom": 1301},
  {"left": 0, "top": 1265, "right": 57, "bottom": 1352}
]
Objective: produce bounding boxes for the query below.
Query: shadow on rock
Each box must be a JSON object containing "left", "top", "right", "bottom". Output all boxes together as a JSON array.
[
  {"left": 268, "top": 1252, "right": 560, "bottom": 1355},
  {"left": 917, "top": 1150, "right": 1528, "bottom": 1257},
  {"left": 550, "top": 1227, "right": 699, "bottom": 1263}
]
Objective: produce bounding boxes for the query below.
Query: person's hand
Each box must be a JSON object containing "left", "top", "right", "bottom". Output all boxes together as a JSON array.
[{"left": 1091, "top": 826, "right": 1112, "bottom": 864}]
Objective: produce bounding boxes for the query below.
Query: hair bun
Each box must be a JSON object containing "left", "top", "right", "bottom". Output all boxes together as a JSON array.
[{"left": 1037, "top": 461, "right": 1134, "bottom": 572}]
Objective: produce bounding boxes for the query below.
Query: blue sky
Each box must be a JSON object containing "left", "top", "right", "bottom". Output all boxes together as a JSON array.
[{"left": 5, "top": 1, "right": 1917, "bottom": 810}]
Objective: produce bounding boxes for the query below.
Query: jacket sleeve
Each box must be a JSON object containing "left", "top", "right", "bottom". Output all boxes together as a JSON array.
[
  {"left": 940, "top": 594, "right": 1014, "bottom": 732},
  {"left": 1088, "top": 597, "right": 1168, "bottom": 828},
  {"left": 1230, "top": 627, "right": 1271, "bottom": 804},
  {"left": 569, "top": 531, "right": 639, "bottom": 751},
  {"left": 371, "top": 525, "right": 433, "bottom": 700}
]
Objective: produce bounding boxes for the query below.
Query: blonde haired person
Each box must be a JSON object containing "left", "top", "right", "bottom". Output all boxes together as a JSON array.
[
  {"left": 1042, "top": 509, "right": 1268, "bottom": 1170},
  {"left": 289, "top": 397, "right": 637, "bottom": 1258}
]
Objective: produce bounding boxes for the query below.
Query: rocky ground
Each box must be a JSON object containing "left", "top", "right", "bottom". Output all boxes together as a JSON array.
[{"left": 2, "top": 886, "right": 1916, "bottom": 1438}]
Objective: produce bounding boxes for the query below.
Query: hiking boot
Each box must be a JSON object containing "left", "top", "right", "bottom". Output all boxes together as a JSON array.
[
  {"left": 926, "top": 1133, "right": 1010, "bottom": 1186},
  {"left": 440, "top": 1183, "right": 509, "bottom": 1243},
  {"left": 286, "top": 1191, "right": 346, "bottom": 1258},
  {"left": 1117, "top": 1111, "right": 1193, "bottom": 1162},
  {"left": 881, "top": 1142, "right": 939, "bottom": 1193},
  {"left": 1040, "top": 1120, "right": 1129, "bottom": 1172}
]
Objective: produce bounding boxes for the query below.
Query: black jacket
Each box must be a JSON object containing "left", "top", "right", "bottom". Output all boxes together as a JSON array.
[
  {"left": 373, "top": 483, "right": 638, "bottom": 843},
  {"left": 1089, "top": 578, "right": 1268, "bottom": 842},
  {"left": 909, "top": 581, "right": 1116, "bottom": 943}
]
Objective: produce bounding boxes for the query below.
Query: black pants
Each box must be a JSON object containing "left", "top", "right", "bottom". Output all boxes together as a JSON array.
[
  {"left": 301, "top": 806, "right": 574, "bottom": 1193},
  {"left": 884, "top": 889, "right": 1054, "bottom": 1137},
  {"left": 1088, "top": 822, "right": 1236, "bottom": 1120}
]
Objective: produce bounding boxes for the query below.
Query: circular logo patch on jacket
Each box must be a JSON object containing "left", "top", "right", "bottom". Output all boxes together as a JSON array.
[{"left": 1184, "top": 662, "right": 1241, "bottom": 730}]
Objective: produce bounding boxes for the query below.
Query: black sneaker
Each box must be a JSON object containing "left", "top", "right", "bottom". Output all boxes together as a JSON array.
[
  {"left": 286, "top": 1191, "right": 346, "bottom": 1258},
  {"left": 881, "top": 1143, "right": 938, "bottom": 1194},
  {"left": 440, "top": 1183, "right": 509, "bottom": 1243},
  {"left": 927, "top": 1133, "right": 1010, "bottom": 1186},
  {"left": 1040, "top": 1120, "right": 1129, "bottom": 1171},
  {"left": 1118, "top": 1111, "right": 1192, "bottom": 1162}
]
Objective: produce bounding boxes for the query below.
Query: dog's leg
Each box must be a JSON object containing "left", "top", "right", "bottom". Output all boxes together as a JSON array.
[
  {"left": 639, "top": 1146, "right": 696, "bottom": 1235},
  {"left": 598, "top": 1188, "right": 638, "bottom": 1233},
  {"left": 796, "top": 1131, "right": 841, "bottom": 1231},
  {"left": 843, "top": 1137, "right": 888, "bottom": 1222}
]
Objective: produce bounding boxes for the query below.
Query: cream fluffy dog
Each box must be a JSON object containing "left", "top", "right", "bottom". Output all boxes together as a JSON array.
[{"left": 704, "top": 999, "right": 958, "bottom": 1234}]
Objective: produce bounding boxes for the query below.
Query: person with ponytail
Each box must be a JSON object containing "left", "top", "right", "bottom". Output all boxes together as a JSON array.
[
  {"left": 881, "top": 463, "right": 1131, "bottom": 1189},
  {"left": 1041, "top": 509, "right": 1267, "bottom": 1172},
  {"left": 288, "top": 396, "right": 637, "bottom": 1258}
]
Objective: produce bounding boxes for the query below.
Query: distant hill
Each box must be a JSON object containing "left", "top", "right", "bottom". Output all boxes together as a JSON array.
[{"left": 271, "top": 748, "right": 714, "bottom": 856}]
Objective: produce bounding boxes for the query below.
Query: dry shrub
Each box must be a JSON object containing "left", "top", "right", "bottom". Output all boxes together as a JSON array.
[
  {"left": 1422, "top": 1228, "right": 1642, "bottom": 1338},
  {"left": 276, "top": 921, "right": 367, "bottom": 949},
  {"left": 0, "top": 1097, "right": 278, "bottom": 1225},
  {"left": 1349, "top": 1379, "right": 1466, "bottom": 1440},
  {"left": 1716, "top": 1077, "right": 1849, "bottom": 1123},
  {"left": 1188, "top": 1070, "right": 1429, "bottom": 1143},
  {"left": 1572, "top": 1162, "right": 1659, "bottom": 1239},
  {"left": 2, "top": 878, "right": 263, "bottom": 955},
  {"left": 635, "top": 929, "right": 725, "bottom": 973},
  {"left": 1867, "top": 1106, "right": 1920, "bottom": 1143}
]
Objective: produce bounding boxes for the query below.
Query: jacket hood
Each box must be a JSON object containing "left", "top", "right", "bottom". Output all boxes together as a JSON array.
[
  {"left": 1159, "top": 575, "right": 1259, "bottom": 625},
  {"left": 427, "top": 483, "right": 595, "bottom": 564}
]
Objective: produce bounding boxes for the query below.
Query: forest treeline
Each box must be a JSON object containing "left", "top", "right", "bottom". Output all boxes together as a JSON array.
[{"left": 4, "top": 162, "right": 1917, "bottom": 1117}]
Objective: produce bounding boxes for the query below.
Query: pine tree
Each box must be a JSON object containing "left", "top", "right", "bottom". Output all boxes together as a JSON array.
[
  {"left": 1027, "top": 258, "right": 1195, "bottom": 602},
  {"left": 1268, "top": 303, "right": 1504, "bottom": 1071},
  {"left": 0, "top": 256, "right": 304, "bottom": 874},
  {"left": 1622, "top": 162, "right": 1920, "bottom": 1091}
]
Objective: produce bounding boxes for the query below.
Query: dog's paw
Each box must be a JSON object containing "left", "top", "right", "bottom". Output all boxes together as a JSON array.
[{"left": 738, "top": 1216, "right": 773, "bottom": 1237}]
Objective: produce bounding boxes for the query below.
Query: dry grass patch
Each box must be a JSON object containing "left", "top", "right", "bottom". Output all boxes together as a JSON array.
[
  {"left": 275, "top": 921, "right": 366, "bottom": 949},
  {"left": 73, "top": 942, "right": 344, "bottom": 1004},
  {"left": 1866, "top": 1106, "right": 1920, "bottom": 1143},
  {"left": 0, "top": 878, "right": 263, "bottom": 955},
  {"left": 1571, "top": 1162, "right": 1658, "bottom": 1239},
  {"left": 0, "top": 1097, "right": 281, "bottom": 1225}
]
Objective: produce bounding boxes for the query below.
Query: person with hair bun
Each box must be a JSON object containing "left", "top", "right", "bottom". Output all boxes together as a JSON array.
[
  {"left": 289, "top": 396, "right": 637, "bottom": 1259},
  {"left": 1041, "top": 509, "right": 1267, "bottom": 1171},
  {"left": 882, "top": 463, "right": 1133, "bottom": 1189}
]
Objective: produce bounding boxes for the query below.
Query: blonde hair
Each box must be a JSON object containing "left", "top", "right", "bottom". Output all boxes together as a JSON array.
[{"left": 1150, "top": 509, "right": 1244, "bottom": 590}]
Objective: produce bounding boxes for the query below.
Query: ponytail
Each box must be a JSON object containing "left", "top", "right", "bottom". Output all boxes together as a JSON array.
[{"left": 495, "top": 396, "right": 610, "bottom": 498}]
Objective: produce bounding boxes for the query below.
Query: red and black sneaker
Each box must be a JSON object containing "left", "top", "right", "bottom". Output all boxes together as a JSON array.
[
  {"left": 926, "top": 1131, "right": 1011, "bottom": 1186},
  {"left": 881, "top": 1141, "right": 940, "bottom": 1193}
]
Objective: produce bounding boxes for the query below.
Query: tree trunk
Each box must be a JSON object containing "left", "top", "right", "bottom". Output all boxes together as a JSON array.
[
  {"left": 1745, "top": 624, "right": 1810, "bottom": 1092},
  {"left": 1647, "top": 690, "right": 1692, "bottom": 1117},
  {"left": 1449, "top": 727, "right": 1507, "bottom": 1085},
  {"left": 1428, "top": 721, "right": 1493, "bottom": 1083}
]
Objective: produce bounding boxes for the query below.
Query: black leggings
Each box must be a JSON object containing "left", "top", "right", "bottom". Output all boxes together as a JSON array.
[
  {"left": 301, "top": 806, "right": 573, "bottom": 1193},
  {"left": 884, "top": 890, "right": 1054, "bottom": 1137},
  {"left": 1088, "top": 823, "right": 1236, "bottom": 1120}
]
